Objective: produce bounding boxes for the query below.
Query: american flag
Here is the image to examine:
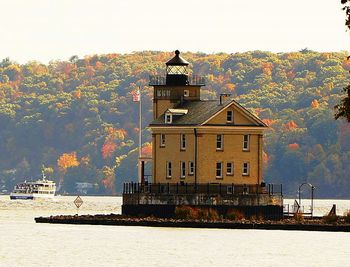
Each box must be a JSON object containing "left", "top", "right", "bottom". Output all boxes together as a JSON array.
[{"left": 132, "top": 89, "right": 140, "bottom": 102}]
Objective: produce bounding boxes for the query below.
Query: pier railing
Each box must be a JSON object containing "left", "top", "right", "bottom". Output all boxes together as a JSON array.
[
  {"left": 122, "top": 182, "right": 283, "bottom": 207},
  {"left": 123, "top": 182, "right": 282, "bottom": 196},
  {"left": 149, "top": 75, "right": 206, "bottom": 86}
]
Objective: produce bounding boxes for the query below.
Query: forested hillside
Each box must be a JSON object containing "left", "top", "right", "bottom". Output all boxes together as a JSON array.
[{"left": 0, "top": 50, "right": 349, "bottom": 197}]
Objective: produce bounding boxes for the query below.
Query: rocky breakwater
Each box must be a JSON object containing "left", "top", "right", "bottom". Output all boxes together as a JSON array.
[{"left": 35, "top": 214, "right": 350, "bottom": 232}]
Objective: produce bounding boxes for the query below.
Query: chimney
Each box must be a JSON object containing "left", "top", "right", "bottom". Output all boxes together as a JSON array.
[{"left": 219, "top": 93, "right": 231, "bottom": 105}]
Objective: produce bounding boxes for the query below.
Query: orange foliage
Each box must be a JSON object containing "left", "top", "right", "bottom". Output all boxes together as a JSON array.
[
  {"left": 73, "top": 89, "right": 81, "bottom": 99},
  {"left": 288, "top": 143, "right": 300, "bottom": 150},
  {"left": 13, "top": 91, "right": 23, "bottom": 99},
  {"left": 286, "top": 71, "right": 296, "bottom": 79},
  {"left": 106, "top": 127, "right": 127, "bottom": 141},
  {"left": 311, "top": 99, "right": 319, "bottom": 109},
  {"left": 285, "top": 121, "right": 298, "bottom": 130},
  {"left": 95, "top": 61, "right": 103, "bottom": 70},
  {"left": 57, "top": 152, "right": 79, "bottom": 171},
  {"left": 85, "top": 66, "right": 95, "bottom": 78},
  {"left": 262, "top": 119, "right": 276, "bottom": 126},
  {"left": 224, "top": 83, "right": 236, "bottom": 91},
  {"left": 101, "top": 142, "right": 117, "bottom": 159},
  {"left": 261, "top": 62, "right": 273, "bottom": 76},
  {"left": 141, "top": 143, "right": 152, "bottom": 157},
  {"left": 342, "top": 59, "right": 350, "bottom": 69},
  {"left": 63, "top": 63, "right": 74, "bottom": 77}
]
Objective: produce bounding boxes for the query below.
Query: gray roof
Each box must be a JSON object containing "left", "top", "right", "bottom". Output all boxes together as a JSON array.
[{"left": 149, "top": 99, "right": 266, "bottom": 127}]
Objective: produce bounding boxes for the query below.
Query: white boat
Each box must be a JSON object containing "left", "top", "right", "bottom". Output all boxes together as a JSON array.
[{"left": 10, "top": 175, "right": 56, "bottom": 200}]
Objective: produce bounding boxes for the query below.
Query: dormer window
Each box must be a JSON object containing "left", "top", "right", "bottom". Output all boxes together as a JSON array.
[
  {"left": 164, "top": 108, "right": 188, "bottom": 124},
  {"left": 165, "top": 113, "right": 172, "bottom": 124}
]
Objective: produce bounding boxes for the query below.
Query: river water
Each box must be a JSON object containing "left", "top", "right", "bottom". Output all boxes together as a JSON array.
[{"left": 1, "top": 196, "right": 350, "bottom": 267}]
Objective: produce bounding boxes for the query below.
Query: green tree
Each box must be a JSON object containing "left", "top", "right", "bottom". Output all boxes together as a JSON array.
[{"left": 336, "top": 0, "right": 350, "bottom": 122}]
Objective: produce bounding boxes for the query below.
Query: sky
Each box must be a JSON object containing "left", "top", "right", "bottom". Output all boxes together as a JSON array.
[{"left": 1, "top": 0, "right": 350, "bottom": 63}]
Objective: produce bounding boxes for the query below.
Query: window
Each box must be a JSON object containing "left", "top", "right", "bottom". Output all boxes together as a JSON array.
[
  {"left": 227, "top": 162, "right": 233, "bottom": 175},
  {"left": 166, "top": 90, "right": 171, "bottom": 97},
  {"left": 165, "top": 114, "right": 172, "bottom": 124},
  {"left": 180, "top": 161, "right": 186, "bottom": 178},
  {"left": 216, "top": 162, "right": 223, "bottom": 179},
  {"left": 180, "top": 134, "right": 186, "bottom": 150},
  {"left": 160, "top": 134, "right": 165, "bottom": 147},
  {"left": 189, "top": 161, "right": 194, "bottom": 175},
  {"left": 157, "top": 90, "right": 161, "bottom": 97},
  {"left": 243, "top": 134, "right": 250, "bottom": 151},
  {"left": 184, "top": 89, "right": 189, "bottom": 97},
  {"left": 243, "top": 162, "right": 250, "bottom": 176},
  {"left": 227, "top": 110, "right": 233, "bottom": 123},
  {"left": 166, "top": 162, "right": 172, "bottom": 178},
  {"left": 216, "top": 134, "right": 223, "bottom": 150},
  {"left": 227, "top": 186, "right": 233, "bottom": 194}
]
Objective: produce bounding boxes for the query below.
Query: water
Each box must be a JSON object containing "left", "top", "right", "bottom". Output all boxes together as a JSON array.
[{"left": 1, "top": 196, "right": 350, "bottom": 267}]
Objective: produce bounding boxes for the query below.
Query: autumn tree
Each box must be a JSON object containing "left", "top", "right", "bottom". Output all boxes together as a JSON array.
[
  {"left": 101, "top": 166, "right": 116, "bottom": 194},
  {"left": 336, "top": 0, "right": 350, "bottom": 122},
  {"left": 57, "top": 152, "right": 80, "bottom": 172}
]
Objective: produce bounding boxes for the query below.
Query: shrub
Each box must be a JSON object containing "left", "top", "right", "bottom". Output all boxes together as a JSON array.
[
  {"left": 207, "top": 208, "right": 219, "bottom": 221},
  {"left": 175, "top": 206, "right": 220, "bottom": 221},
  {"left": 323, "top": 214, "right": 339, "bottom": 224},
  {"left": 344, "top": 210, "right": 350, "bottom": 223},
  {"left": 293, "top": 212, "right": 304, "bottom": 223},
  {"left": 226, "top": 209, "right": 245, "bottom": 221},
  {"left": 251, "top": 214, "right": 265, "bottom": 222},
  {"left": 175, "top": 206, "right": 199, "bottom": 220}
]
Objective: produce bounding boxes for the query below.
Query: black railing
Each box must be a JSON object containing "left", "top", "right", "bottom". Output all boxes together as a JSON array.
[
  {"left": 149, "top": 75, "right": 206, "bottom": 86},
  {"left": 123, "top": 182, "right": 282, "bottom": 196}
]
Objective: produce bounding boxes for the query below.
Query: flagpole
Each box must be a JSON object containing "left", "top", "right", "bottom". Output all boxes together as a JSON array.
[{"left": 138, "top": 86, "right": 142, "bottom": 183}]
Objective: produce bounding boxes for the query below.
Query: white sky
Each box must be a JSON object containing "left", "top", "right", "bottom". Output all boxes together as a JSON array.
[{"left": 1, "top": 0, "right": 350, "bottom": 63}]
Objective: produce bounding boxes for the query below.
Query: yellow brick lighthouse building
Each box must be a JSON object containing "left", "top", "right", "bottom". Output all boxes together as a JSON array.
[{"left": 149, "top": 50, "right": 267, "bottom": 186}]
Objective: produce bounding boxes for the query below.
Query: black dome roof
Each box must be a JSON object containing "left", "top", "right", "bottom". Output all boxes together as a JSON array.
[{"left": 166, "top": 50, "right": 189, "bottom": 66}]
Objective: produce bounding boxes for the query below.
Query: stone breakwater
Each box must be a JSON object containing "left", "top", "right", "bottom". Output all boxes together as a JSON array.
[{"left": 35, "top": 214, "right": 350, "bottom": 232}]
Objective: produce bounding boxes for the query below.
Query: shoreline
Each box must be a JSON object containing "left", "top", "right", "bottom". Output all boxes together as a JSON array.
[{"left": 35, "top": 214, "right": 350, "bottom": 232}]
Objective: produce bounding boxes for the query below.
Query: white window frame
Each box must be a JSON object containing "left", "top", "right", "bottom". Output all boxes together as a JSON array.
[
  {"left": 243, "top": 134, "right": 250, "bottom": 151},
  {"left": 189, "top": 161, "right": 194, "bottom": 175},
  {"left": 227, "top": 110, "right": 233, "bottom": 123},
  {"left": 242, "top": 162, "right": 250, "bottom": 176},
  {"left": 216, "top": 134, "right": 223, "bottom": 150},
  {"left": 165, "top": 113, "right": 172, "bottom": 124},
  {"left": 227, "top": 162, "right": 233, "bottom": 176},
  {"left": 166, "top": 161, "right": 172, "bottom": 178},
  {"left": 180, "top": 134, "right": 186, "bottom": 150},
  {"left": 216, "top": 162, "right": 223, "bottom": 179},
  {"left": 180, "top": 161, "right": 186, "bottom": 179},
  {"left": 160, "top": 134, "right": 165, "bottom": 147}
]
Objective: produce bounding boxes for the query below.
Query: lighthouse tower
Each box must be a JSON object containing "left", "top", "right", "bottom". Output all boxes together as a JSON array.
[{"left": 150, "top": 50, "right": 204, "bottom": 120}]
